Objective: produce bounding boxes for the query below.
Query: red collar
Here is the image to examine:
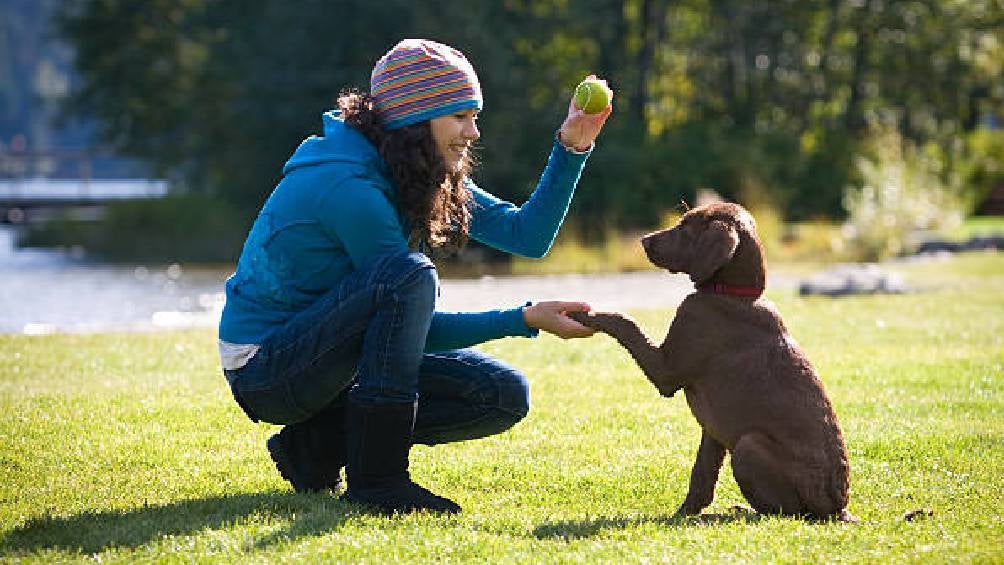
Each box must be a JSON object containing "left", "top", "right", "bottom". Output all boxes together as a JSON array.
[{"left": 696, "top": 281, "right": 764, "bottom": 298}]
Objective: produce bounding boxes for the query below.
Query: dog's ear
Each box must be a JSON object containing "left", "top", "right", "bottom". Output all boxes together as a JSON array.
[{"left": 689, "top": 219, "right": 739, "bottom": 283}]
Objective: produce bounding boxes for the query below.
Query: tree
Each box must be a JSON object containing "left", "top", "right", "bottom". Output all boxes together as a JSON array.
[{"left": 57, "top": 0, "right": 1004, "bottom": 236}]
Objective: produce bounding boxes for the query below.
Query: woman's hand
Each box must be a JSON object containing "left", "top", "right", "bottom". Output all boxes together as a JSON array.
[
  {"left": 558, "top": 75, "right": 613, "bottom": 152},
  {"left": 522, "top": 301, "right": 596, "bottom": 339}
]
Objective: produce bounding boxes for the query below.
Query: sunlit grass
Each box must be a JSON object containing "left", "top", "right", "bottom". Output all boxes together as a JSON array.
[
  {"left": 511, "top": 227, "right": 656, "bottom": 275},
  {"left": 946, "top": 215, "right": 1004, "bottom": 239},
  {"left": 511, "top": 216, "right": 1004, "bottom": 276},
  {"left": 1, "top": 253, "right": 1002, "bottom": 562}
]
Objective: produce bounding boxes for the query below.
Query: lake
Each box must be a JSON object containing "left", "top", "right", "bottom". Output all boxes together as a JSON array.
[{"left": 0, "top": 226, "right": 229, "bottom": 335}]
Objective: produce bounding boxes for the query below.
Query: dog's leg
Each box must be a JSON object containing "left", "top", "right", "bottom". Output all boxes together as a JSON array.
[
  {"left": 730, "top": 432, "right": 804, "bottom": 517},
  {"left": 675, "top": 431, "right": 726, "bottom": 516},
  {"left": 566, "top": 311, "right": 682, "bottom": 396}
]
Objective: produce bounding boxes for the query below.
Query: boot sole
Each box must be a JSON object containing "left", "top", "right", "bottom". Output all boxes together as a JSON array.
[{"left": 339, "top": 486, "right": 461, "bottom": 514}]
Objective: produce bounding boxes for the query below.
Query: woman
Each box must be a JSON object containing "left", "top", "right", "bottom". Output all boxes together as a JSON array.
[{"left": 219, "top": 39, "right": 612, "bottom": 514}]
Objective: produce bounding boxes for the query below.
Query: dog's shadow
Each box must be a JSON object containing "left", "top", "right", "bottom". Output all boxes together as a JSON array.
[
  {"left": 533, "top": 508, "right": 763, "bottom": 540},
  {"left": 1, "top": 491, "right": 363, "bottom": 555}
]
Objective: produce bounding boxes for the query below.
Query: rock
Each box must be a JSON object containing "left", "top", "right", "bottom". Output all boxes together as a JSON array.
[
  {"left": 799, "top": 264, "right": 907, "bottom": 297},
  {"left": 916, "top": 234, "right": 1004, "bottom": 255}
]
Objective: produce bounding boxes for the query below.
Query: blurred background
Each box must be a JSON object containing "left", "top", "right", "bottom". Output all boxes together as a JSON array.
[{"left": 1, "top": 0, "right": 1002, "bottom": 333}]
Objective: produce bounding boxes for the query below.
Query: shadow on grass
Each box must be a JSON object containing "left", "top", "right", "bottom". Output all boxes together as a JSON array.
[
  {"left": 533, "top": 510, "right": 762, "bottom": 540},
  {"left": 1, "top": 490, "right": 363, "bottom": 555}
]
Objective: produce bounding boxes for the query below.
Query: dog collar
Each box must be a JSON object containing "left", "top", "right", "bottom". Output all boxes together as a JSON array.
[{"left": 697, "top": 282, "right": 764, "bottom": 298}]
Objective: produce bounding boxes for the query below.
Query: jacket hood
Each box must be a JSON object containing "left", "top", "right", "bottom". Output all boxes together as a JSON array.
[{"left": 282, "top": 110, "right": 390, "bottom": 178}]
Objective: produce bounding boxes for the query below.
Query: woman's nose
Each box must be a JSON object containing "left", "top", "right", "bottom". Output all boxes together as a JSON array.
[{"left": 464, "top": 119, "right": 480, "bottom": 140}]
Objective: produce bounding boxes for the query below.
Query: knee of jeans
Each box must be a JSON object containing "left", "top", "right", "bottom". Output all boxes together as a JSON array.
[
  {"left": 376, "top": 252, "right": 437, "bottom": 294},
  {"left": 496, "top": 369, "right": 531, "bottom": 423}
]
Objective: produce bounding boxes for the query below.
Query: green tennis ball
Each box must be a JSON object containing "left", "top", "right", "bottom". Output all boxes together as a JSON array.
[{"left": 573, "top": 79, "right": 610, "bottom": 114}]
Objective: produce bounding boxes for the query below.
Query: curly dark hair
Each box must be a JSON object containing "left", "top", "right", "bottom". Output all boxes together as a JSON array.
[{"left": 338, "top": 90, "right": 474, "bottom": 252}]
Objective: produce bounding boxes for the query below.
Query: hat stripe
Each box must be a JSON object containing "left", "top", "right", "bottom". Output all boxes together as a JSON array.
[
  {"left": 382, "top": 89, "right": 478, "bottom": 120},
  {"left": 381, "top": 98, "right": 477, "bottom": 125},
  {"left": 376, "top": 68, "right": 467, "bottom": 96},
  {"left": 375, "top": 54, "right": 442, "bottom": 75},
  {"left": 375, "top": 50, "right": 430, "bottom": 72},
  {"left": 379, "top": 75, "right": 473, "bottom": 105},
  {"left": 370, "top": 39, "right": 482, "bottom": 130},
  {"left": 373, "top": 60, "right": 443, "bottom": 87}
]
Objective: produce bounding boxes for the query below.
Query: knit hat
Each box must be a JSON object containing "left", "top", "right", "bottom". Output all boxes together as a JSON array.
[{"left": 370, "top": 39, "right": 483, "bottom": 130}]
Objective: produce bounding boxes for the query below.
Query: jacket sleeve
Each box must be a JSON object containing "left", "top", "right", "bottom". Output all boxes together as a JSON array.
[
  {"left": 426, "top": 306, "right": 538, "bottom": 352},
  {"left": 469, "top": 137, "right": 591, "bottom": 258}
]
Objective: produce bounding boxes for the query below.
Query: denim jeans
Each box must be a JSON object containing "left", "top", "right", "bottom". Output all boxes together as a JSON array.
[{"left": 223, "top": 251, "right": 530, "bottom": 445}]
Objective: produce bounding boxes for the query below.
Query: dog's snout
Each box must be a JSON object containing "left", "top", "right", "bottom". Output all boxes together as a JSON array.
[{"left": 641, "top": 235, "right": 653, "bottom": 251}]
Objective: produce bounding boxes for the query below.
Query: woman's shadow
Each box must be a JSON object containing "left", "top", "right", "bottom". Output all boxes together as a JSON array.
[{"left": 2, "top": 491, "right": 359, "bottom": 555}]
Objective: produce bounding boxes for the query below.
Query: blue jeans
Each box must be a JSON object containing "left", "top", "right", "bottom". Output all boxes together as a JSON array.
[{"left": 223, "top": 252, "right": 530, "bottom": 445}]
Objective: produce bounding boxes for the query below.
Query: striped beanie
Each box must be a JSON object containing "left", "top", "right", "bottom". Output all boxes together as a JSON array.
[{"left": 370, "top": 39, "right": 483, "bottom": 130}]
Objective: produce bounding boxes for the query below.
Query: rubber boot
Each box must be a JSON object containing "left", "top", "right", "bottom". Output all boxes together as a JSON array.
[
  {"left": 267, "top": 399, "right": 346, "bottom": 493},
  {"left": 339, "top": 399, "right": 460, "bottom": 514}
]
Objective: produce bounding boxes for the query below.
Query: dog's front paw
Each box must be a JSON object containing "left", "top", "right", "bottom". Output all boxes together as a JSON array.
[
  {"left": 566, "top": 310, "right": 615, "bottom": 332},
  {"left": 565, "top": 310, "right": 593, "bottom": 327},
  {"left": 566, "top": 310, "right": 632, "bottom": 334}
]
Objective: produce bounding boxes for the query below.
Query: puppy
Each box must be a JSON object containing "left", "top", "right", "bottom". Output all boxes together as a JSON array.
[{"left": 569, "top": 202, "right": 853, "bottom": 521}]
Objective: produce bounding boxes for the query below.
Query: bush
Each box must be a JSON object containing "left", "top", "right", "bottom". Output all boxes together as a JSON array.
[
  {"left": 962, "top": 128, "right": 1004, "bottom": 213},
  {"left": 23, "top": 193, "right": 250, "bottom": 263},
  {"left": 842, "top": 126, "right": 965, "bottom": 261}
]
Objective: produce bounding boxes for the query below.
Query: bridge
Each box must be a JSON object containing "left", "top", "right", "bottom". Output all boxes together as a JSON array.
[
  {"left": 0, "top": 149, "right": 168, "bottom": 223},
  {"left": 0, "top": 178, "right": 168, "bottom": 223}
]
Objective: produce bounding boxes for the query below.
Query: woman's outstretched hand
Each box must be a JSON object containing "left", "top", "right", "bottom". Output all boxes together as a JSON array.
[
  {"left": 523, "top": 301, "right": 596, "bottom": 339},
  {"left": 558, "top": 75, "right": 613, "bottom": 152}
]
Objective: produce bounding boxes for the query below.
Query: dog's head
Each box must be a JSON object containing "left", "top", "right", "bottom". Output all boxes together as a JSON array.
[{"left": 641, "top": 202, "right": 762, "bottom": 285}]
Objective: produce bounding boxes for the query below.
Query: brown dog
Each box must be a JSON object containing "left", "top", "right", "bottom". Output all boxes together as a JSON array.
[{"left": 569, "top": 202, "right": 853, "bottom": 521}]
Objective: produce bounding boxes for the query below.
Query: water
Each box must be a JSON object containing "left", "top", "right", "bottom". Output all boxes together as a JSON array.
[
  {"left": 0, "top": 226, "right": 701, "bottom": 335},
  {"left": 0, "top": 227, "right": 229, "bottom": 334}
]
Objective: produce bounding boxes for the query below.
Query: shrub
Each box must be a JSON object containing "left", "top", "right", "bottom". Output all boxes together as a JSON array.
[
  {"left": 23, "top": 192, "right": 249, "bottom": 263},
  {"left": 842, "top": 126, "right": 965, "bottom": 261}
]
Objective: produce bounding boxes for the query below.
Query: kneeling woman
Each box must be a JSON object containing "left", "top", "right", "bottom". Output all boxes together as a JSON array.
[{"left": 218, "top": 39, "right": 612, "bottom": 513}]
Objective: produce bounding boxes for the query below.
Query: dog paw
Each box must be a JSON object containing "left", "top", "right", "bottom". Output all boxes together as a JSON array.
[
  {"left": 567, "top": 310, "right": 631, "bottom": 333},
  {"left": 566, "top": 310, "right": 611, "bottom": 332},
  {"left": 839, "top": 509, "right": 861, "bottom": 523}
]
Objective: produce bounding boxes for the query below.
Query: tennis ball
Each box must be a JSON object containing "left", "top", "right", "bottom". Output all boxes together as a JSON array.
[{"left": 573, "top": 79, "right": 610, "bottom": 114}]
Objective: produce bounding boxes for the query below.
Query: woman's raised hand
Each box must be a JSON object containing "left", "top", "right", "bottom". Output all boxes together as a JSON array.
[
  {"left": 522, "top": 300, "right": 597, "bottom": 339},
  {"left": 558, "top": 75, "right": 613, "bottom": 152}
]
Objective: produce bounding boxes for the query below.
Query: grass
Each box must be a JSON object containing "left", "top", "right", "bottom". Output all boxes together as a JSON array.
[
  {"left": 1, "top": 252, "right": 1002, "bottom": 563},
  {"left": 509, "top": 215, "right": 1004, "bottom": 276}
]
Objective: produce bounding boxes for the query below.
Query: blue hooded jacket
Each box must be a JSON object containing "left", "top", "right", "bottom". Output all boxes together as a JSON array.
[{"left": 219, "top": 111, "right": 590, "bottom": 350}]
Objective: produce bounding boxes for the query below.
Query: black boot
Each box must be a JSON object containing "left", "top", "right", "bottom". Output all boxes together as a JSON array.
[
  {"left": 268, "top": 399, "right": 346, "bottom": 493},
  {"left": 339, "top": 399, "right": 461, "bottom": 514}
]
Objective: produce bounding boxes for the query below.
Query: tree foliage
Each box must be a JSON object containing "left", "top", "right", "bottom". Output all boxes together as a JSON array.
[{"left": 57, "top": 0, "right": 1004, "bottom": 234}]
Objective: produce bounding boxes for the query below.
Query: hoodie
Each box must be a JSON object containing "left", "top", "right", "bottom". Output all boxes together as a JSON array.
[{"left": 218, "top": 111, "right": 590, "bottom": 351}]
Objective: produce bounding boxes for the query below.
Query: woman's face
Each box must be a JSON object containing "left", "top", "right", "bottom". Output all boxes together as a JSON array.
[{"left": 429, "top": 108, "right": 480, "bottom": 172}]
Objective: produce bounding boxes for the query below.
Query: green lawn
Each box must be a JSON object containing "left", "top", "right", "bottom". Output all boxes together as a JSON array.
[{"left": 2, "top": 253, "right": 1002, "bottom": 563}]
